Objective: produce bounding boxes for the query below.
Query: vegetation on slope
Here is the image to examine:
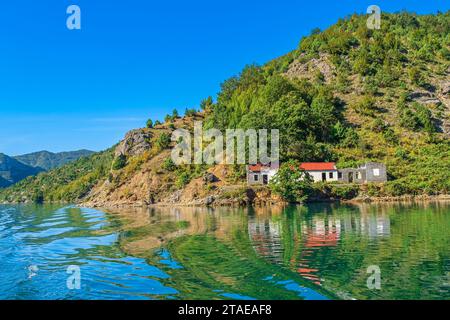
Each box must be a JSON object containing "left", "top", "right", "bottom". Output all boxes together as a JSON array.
[
  {"left": 0, "top": 149, "right": 114, "bottom": 203},
  {"left": 0, "top": 11, "right": 449, "bottom": 204},
  {"left": 204, "top": 12, "right": 450, "bottom": 197}
]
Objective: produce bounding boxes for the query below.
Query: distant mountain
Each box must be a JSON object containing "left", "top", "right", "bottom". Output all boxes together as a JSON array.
[
  {"left": 14, "top": 150, "right": 95, "bottom": 171},
  {"left": 0, "top": 153, "right": 44, "bottom": 188},
  {"left": 0, "top": 176, "right": 11, "bottom": 188}
]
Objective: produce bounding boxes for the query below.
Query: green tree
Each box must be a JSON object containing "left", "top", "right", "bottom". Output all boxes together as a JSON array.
[
  {"left": 200, "top": 96, "right": 214, "bottom": 110},
  {"left": 269, "top": 160, "right": 313, "bottom": 203},
  {"left": 146, "top": 119, "right": 153, "bottom": 128},
  {"left": 185, "top": 108, "right": 197, "bottom": 117}
]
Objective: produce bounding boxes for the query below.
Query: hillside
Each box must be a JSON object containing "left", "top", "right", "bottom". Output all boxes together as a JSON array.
[
  {"left": 0, "top": 11, "right": 449, "bottom": 205},
  {"left": 14, "top": 149, "right": 95, "bottom": 170},
  {"left": 0, "top": 153, "right": 44, "bottom": 188},
  {"left": 0, "top": 149, "right": 113, "bottom": 203}
]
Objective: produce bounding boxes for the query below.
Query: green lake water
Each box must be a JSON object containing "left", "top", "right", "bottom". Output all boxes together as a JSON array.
[{"left": 0, "top": 202, "right": 448, "bottom": 300}]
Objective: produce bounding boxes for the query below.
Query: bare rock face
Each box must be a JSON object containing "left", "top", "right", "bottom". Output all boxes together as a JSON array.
[
  {"left": 285, "top": 53, "right": 336, "bottom": 83},
  {"left": 441, "top": 81, "right": 450, "bottom": 96},
  {"left": 115, "top": 129, "right": 152, "bottom": 157},
  {"left": 437, "top": 80, "right": 450, "bottom": 137}
]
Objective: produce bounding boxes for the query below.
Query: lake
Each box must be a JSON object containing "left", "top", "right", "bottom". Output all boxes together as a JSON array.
[{"left": 0, "top": 202, "right": 448, "bottom": 300}]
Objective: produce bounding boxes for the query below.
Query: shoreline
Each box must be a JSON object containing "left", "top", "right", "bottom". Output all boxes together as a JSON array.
[
  {"left": 79, "top": 193, "right": 450, "bottom": 209},
  {"left": 2, "top": 194, "right": 449, "bottom": 208}
]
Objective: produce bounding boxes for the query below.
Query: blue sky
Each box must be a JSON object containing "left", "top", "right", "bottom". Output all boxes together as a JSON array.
[{"left": 0, "top": 0, "right": 448, "bottom": 155}]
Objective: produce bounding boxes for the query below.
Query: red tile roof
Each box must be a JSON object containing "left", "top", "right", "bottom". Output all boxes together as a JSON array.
[
  {"left": 300, "top": 162, "right": 336, "bottom": 171},
  {"left": 248, "top": 164, "right": 263, "bottom": 171},
  {"left": 248, "top": 163, "right": 273, "bottom": 172}
]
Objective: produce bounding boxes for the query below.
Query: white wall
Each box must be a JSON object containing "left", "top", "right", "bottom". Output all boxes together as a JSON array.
[
  {"left": 248, "top": 168, "right": 278, "bottom": 184},
  {"left": 306, "top": 170, "right": 338, "bottom": 183}
]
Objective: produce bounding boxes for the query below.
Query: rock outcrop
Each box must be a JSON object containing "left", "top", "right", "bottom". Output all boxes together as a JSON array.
[{"left": 115, "top": 129, "right": 152, "bottom": 157}]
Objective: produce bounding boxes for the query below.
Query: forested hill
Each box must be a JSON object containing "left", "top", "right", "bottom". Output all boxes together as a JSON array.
[
  {"left": 1, "top": 11, "right": 449, "bottom": 204},
  {"left": 14, "top": 150, "right": 95, "bottom": 171},
  {"left": 0, "top": 153, "right": 44, "bottom": 188}
]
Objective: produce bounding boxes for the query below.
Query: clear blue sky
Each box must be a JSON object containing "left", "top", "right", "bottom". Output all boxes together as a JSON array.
[{"left": 0, "top": 0, "right": 448, "bottom": 155}]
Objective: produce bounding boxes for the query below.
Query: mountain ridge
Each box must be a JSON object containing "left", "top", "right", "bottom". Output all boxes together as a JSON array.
[
  {"left": 14, "top": 149, "right": 95, "bottom": 170},
  {"left": 0, "top": 149, "right": 95, "bottom": 189},
  {"left": 0, "top": 153, "right": 44, "bottom": 188}
]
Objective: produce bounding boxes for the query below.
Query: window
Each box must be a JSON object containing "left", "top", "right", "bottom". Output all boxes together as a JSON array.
[
  {"left": 356, "top": 172, "right": 361, "bottom": 179},
  {"left": 338, "top": 172, "right": 342, "bottom": 179},
  {"left": 373, "top": 168, "right": 380, "bottom": 176},
  {"left": 254, "top": 174, "right": 259, "bottom": 181},
  {"left": 329, "top": 172, "right": 333, "bottom": 179}
]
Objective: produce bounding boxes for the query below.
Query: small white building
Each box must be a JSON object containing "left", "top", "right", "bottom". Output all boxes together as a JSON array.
[
  {"left": 246, "top": 164, "right": 278, "bottom": 185},
  {"left": 246, "top": 161, "right": 387, "bottom": 185},
  {"left": 300, "top": 162, "right": 339, "bottom": 183}
]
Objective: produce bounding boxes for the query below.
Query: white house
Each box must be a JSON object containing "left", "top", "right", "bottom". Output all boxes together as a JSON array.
[
  {"left": 299, "top": 162, "right": 339, "bottom": 183},
  {"left": 246, "top": 163, "right": 278, "bottom": 185}
]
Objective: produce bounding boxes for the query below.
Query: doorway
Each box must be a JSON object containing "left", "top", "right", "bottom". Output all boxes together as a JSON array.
[
  {"left": 322, "top": 172, "right": 326, "bottom": 181},
  {"left": 263, "top": 175, "right": 268, "bottom": 185},
  {"left": 348, "top": 172, "right": 354, "bottom": 183}
]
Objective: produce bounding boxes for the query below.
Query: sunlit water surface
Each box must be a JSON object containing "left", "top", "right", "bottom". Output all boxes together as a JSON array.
[{"left": 0, "top": 202, "right": 448, "bottom": 300}]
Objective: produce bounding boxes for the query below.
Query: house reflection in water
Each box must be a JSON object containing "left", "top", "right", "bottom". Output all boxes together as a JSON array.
[
  {"left": 247, "top": 218, "right": 284, "bottom": 264},
  {"left": 247, "top": 206, "right": 391, "bottom": 286}
]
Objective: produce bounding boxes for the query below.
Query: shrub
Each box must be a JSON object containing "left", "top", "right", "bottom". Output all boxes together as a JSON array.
[
  {"left": 400, "top": 103, "right": 435, "bottom": 133},
  {"left": 395, "top": 148, "right": 408, "bottom": 160},
  {"left": 414, "top": 103, "right": 435, "bottom": 133},
  {"left": 385, "top": 180, "right": 411, "bottom": 196},
  {"left": 400, "top": 109, "right": 421, "bottom": 130},
  {"left": 408, "top": 67, "right": 425, "bottom": 87},
  {"left": 354, "top": 96, "right": 377, "bottom": 116},
  {"left": 311, "top": 183, "right": 359, "bottom": 200},
  {"left": 176, "top": 172, "right": 191, "bottom": 188},
  {"left": 382, "top": 127, "right": 398, "bottom": 145},
  {"left": 366, "top": 183, "right": 383, "bottom": 197},
  {"left": 112, "top": 154, "right": 127, "bottom": 170},
  {"left": 330, "top": 185, "right": 359, "bottom": 199},
  {"left": 156, "top": 133, "right": 171, "bottom": 150},
  {"left": 162, "top": 158, "right": 176, "bottom": 171}
]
